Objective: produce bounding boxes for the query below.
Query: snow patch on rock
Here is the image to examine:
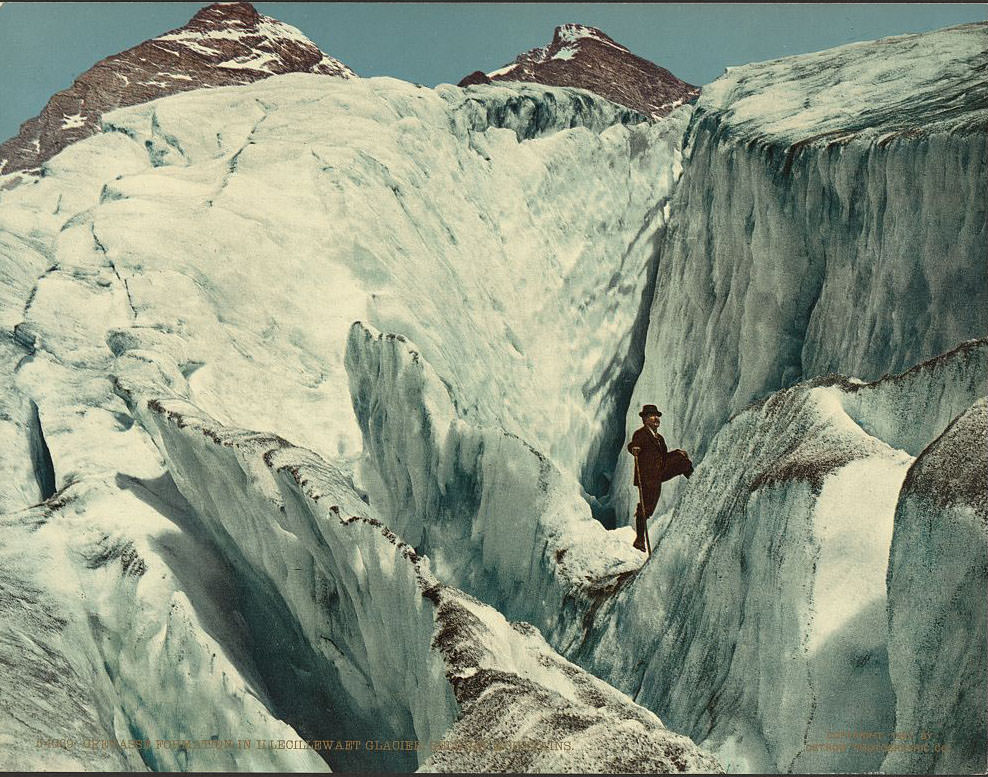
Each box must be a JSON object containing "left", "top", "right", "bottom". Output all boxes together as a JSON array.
[{"left": 0, "top": 1, "right": 354, "bottom": 174}]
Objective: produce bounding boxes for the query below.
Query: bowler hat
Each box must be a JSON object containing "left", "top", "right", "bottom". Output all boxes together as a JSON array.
[{"left": 639, "top": 404, "right": 662, "bottom": 418}]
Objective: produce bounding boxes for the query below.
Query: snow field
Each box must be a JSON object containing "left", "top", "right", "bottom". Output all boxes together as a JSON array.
[{"left": 700, "top": 23, "right": 988, "bottom": 143}]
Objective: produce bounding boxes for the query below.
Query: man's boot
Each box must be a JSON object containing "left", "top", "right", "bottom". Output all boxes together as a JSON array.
[{"left": 633, "top": 509, "right": 647, "bottom": 552}]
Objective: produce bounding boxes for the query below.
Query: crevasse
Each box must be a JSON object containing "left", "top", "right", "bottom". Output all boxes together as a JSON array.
[
  {"left": 128, "top": 389, "right": 723, "bottom": 774},
  {"left": 347, "top": 317, "right": 985, "bottom": 773}
]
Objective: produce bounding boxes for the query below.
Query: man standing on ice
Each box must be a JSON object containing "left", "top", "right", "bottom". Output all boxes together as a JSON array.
[{"left": 627, "top": 404, "right": 693, "bottom": 553}]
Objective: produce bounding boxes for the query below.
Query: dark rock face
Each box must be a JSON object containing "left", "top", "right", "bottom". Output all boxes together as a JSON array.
[
  {"left": 475, "top": 24, "right": 698, "bottom": 119},
  {"left": 0, "top": 1, "right": 354, "bottom": 174},
  {"left": 457, "top": 70, "right": 493, "bottom": 87}
]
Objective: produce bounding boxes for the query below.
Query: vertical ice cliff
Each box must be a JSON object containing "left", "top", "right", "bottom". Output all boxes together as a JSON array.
[
  {"left": 598, "top": 24, "right": 988, "bottom": 770},
  {"left": 127, "top": 395, "right": 459, "bottom": 772},
  {"left": 619, "top": 22, "right": 988, "bottom": 522},
  {"left": 345, "top": 322, "right": 644, "bottom": 645},
  {"left": 883, "top": 398, "right": 987, "bottom": 774}
]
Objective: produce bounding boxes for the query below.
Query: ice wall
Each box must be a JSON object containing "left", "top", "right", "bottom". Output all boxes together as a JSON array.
[
  {"left": 584, "top": 383, "right": 907, "bottom": 773},
  {"left": 883, "top": 398, "right": 987, "bottom": 774},
  {"left": 581, "top": 340, "right": 987, "bottom": 773},
  {"left": 345, "top": 322, "right": 644, "bottom": 647},
  {"left": 132, "top": 394, "right": 458, "bottom": 772},
  {"left": 618, "top": 22, "right": 988, "bottom": 524},
  {"left": 438, "top": 81, "right": 647, "bottom": 140}
]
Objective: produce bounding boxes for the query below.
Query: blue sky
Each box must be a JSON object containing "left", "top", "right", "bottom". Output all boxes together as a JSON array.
[{"left": 0, "top": 3, "right": 984, "bottom": 141}]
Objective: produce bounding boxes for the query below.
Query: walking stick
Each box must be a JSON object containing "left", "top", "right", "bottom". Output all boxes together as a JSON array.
[{"left": 633, "top": 452, "right": 652, "bottom": 557}]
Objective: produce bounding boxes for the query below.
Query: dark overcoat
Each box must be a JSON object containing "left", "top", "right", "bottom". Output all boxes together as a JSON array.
[
  {"left": 628, "top": 426, "right": 667, "bottom": 488},
  {"left": 628, "top": 425, "right": 666, "bottom": 520}
]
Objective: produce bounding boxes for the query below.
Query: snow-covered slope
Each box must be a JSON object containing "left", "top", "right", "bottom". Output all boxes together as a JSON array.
[
  {"left": 0, "top": 69, "right": 707, "bottom": 771},
  {"left": 1, "top": 73, "right": 688, "bottom": 507},
  {"left": 618, "top": 22, "right": 988, "bottom": 521},
  {"left": 0, "top": 2, "right": 353, "bottom": 175},
  {"left": 883, "top": 398, "right": 987, "bottom": 775}
]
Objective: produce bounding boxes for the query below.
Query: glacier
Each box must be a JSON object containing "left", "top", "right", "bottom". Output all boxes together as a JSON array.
[
  {"left": 346, "top": 307, "right": 986, "bottom": 774},
  {"left": 0, "top": 72, "right": 713, "bottom": 772},
  {"left": 344, "top": 321, "right": 645, "bottom": 646},
  {"left": 0, "top": 17, "right": 984, "bottom": 776}
]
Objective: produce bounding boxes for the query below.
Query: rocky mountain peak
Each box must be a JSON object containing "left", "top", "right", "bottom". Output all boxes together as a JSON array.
[
  {"left": 551, "top": 24, "right": 629, "bottom": 55},
  {"left": 187, "top": 1, "right": 262, "bottom": 29},
  {"left": 460, "top": 23, "right": 699, "bottom": 120},
  {"left": 0, "top": 1, "right": 353, "bottom": 175}
]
